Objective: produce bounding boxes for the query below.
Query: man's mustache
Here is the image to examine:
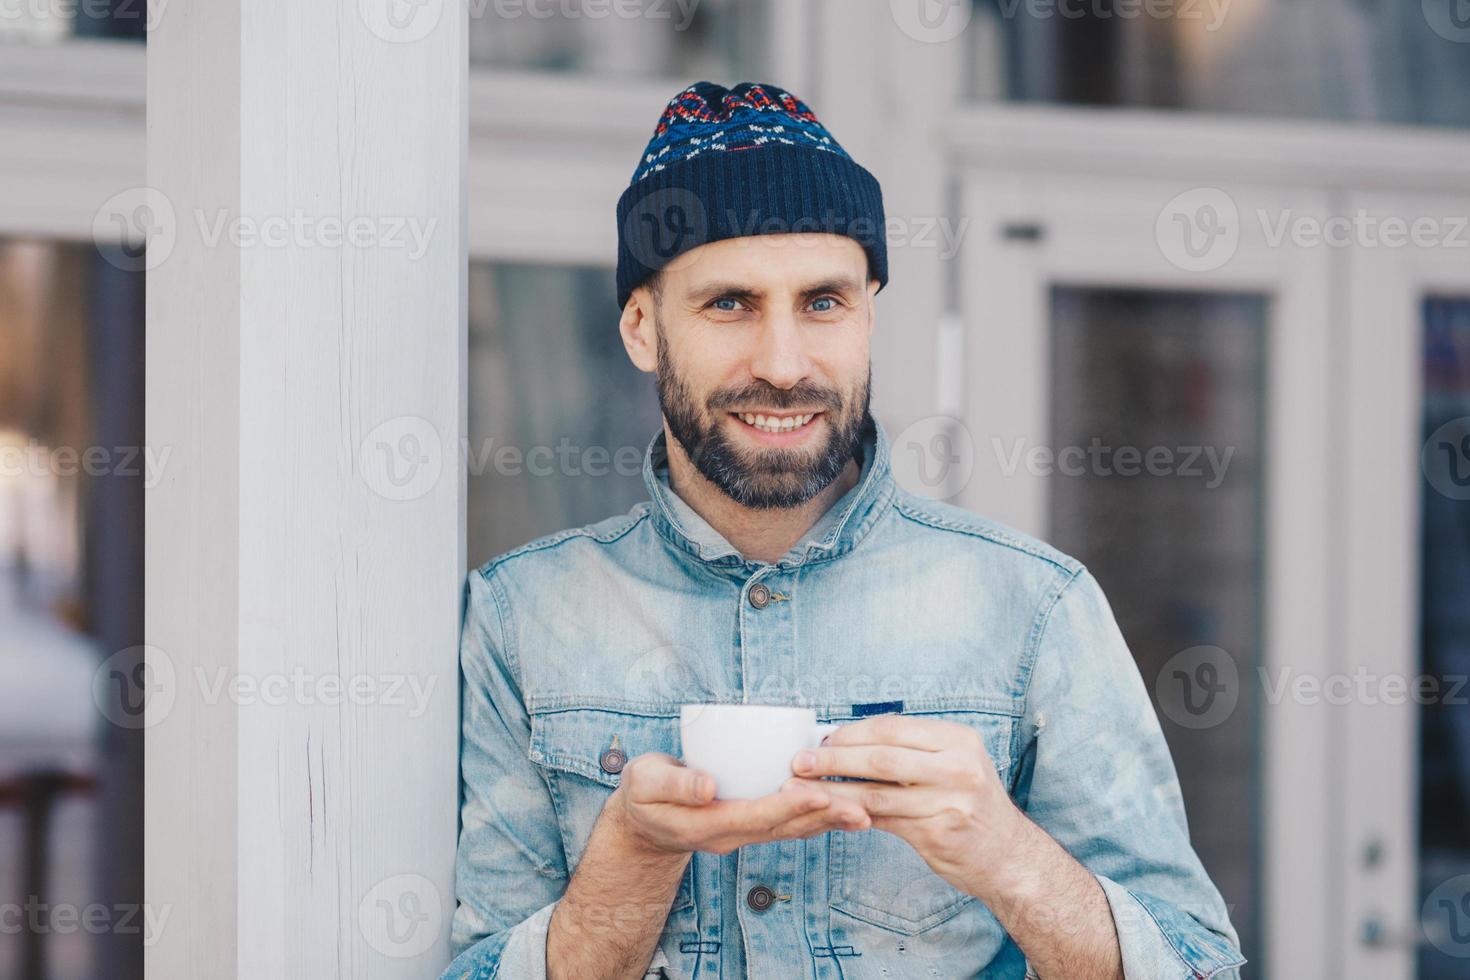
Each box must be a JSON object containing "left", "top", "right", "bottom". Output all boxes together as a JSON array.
[{"left": 707, "top": 381, "right": 843, "bottom": 413}]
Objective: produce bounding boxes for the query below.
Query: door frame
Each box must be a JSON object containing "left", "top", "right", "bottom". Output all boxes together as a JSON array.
[{"left": 1342, "top": 190, "right": 1470, "bottom": 980}]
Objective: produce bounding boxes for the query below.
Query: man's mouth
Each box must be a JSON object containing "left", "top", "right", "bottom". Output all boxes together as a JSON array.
[{"left": 731, "top": 411, "right": 821, "bottom": 435}]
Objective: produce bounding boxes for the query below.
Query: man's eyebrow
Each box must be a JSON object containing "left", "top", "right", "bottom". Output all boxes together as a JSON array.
[
  {"left": 686, "top": 281, "right": 763, "bottom": 304},
  {"left": 685, "top": 276, "right": 865, "bottom": 304},
  {"left": 798, "top": 276, "right": 864, "bottom": 299}
]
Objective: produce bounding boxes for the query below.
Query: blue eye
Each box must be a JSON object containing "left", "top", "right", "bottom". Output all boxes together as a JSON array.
[
  {"left": 711, "top": 297, "right": 741, "bottom": 312},
  {"left": 811, "top": 296, "right": 837, "bottom": 313}
]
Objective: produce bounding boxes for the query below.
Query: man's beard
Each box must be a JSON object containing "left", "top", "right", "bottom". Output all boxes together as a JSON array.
[{"left": 655, "top": 334, "right": 872, "bottom": 510}]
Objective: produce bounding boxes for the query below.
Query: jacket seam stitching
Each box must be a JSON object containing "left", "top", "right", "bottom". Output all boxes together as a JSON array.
[
  {"left": 479, "top": 509, "right": 651, "bottom": 575},
  {"left": 478, "top": 564, "right": 523, "bottom": 690},
  {"left": 891, "top": 497, "right": 1078, "bottom": 573},
  {"left": 1012, "top": 566, "right": 1084, "bottom": 765},
  {"left": 473, "top": 565, "right": 569, "bottom": 880}
]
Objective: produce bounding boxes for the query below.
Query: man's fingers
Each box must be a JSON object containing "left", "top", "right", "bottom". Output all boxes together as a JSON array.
[
  {"left": 740, "top": 783, "right": 833, "bottom": 830},
  {"left": 776, "top": 778, "right": 871, "bottom": 830},
  {"left": 791, "top": 744, "right": 956, "bottom": 785},
  {"left": 624, "top": 753, "right": 714, "bottom": 805},
  {"left": 753, "top": 786, "right": 869, "bottom": 841},
  {"left": 820, "top": 781, "right": 959, "bottom": 819},
  {"left": 770, "top": 805, "right": 870, "bottom": 841},
  {"left": 821, "top": 713, "right": 965, "bottom": 751}
]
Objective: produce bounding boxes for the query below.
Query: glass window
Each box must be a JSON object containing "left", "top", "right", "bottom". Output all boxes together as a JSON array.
[
  {"left": 966, "top": 0, "right": 1470, "bottom": 128},
  {"left": 0, "top": 238, "right": 145, "bottom": 980},
  {"left": 1047, "top": 286, "right": 1267, "bottom": 973},
  {"left": 0, "top": 0, "right": 145, "bottom": 42},
  {"left": 1418, "top": 296, "right": 1470, "bottom": 979},
  {"left": 469, "top": 0, "right": 768, "bottom": 78},
  {"left": 467, "top": 262, "right": 661, "bottom": 567}
]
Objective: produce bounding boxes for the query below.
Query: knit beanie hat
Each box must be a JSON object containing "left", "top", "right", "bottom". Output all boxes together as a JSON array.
[{"left": 615, "top": 81, "right": 888, "bottom": 310}]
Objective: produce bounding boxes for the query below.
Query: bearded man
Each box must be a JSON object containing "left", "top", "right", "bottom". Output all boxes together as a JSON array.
[{"left": 443, "top": 81, "right": 1244, "bottom": 980}]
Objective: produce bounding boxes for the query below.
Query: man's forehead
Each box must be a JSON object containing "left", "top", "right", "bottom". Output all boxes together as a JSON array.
[{"left": 665, "top": 233, "right": 869, "bottom": 294}]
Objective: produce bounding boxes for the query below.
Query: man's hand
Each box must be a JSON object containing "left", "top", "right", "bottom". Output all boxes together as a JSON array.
[
  {"left": 614, "top": 752, "right": 871, "bottom": 856},
  {"left": 549, "top": 752, "right": 872, "bottom": 980},
  {"left": 788, "top": 714, "right": 1123, "bottom": 979},
  {"left": 787, "top": 713, "right": 1022, "bottom": 891}
]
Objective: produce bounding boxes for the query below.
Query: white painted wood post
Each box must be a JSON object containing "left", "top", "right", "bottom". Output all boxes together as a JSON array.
[{"left": 145, "top": 1, "right": 466, "bottom": 977}]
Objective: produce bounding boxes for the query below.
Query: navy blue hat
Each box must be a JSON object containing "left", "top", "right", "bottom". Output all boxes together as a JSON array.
[{"left": 615, "top": 81, "right": 888, "bottom": 310}]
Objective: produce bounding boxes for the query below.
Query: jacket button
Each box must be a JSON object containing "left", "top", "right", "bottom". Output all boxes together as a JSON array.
[
  {"left": 748, "top": 583, "right": 771, "bottom": 610},
  {"left": 598, "top": 747, "right": 627, "bottom": 774},
  {"left": 745, "top": 884, "right": 775, "bottom": 912}
]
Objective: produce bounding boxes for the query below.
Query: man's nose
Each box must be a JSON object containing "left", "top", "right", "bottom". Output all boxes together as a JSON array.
[{"left": 747, "top": 313, "right": 813, "bottom": 391}]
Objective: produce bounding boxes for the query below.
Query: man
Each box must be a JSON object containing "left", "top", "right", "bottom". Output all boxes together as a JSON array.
[{"left": 444, "top": 82, "right": 1244, "bottom": 979}]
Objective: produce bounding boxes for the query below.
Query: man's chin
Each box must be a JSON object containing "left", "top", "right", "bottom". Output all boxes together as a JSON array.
[{"left": 703, "top": 450, "right": 844, "bottom": 510}]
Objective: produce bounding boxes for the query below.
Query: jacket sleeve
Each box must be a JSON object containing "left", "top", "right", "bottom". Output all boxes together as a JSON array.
[
  {"left": 1014, "top": 567, "right": 1247, "bottom": 980},
  {"left": 440, "top": 567, "right": 570, "bottom": 980}
]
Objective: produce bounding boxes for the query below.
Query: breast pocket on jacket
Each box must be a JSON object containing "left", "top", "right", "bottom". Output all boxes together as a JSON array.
[
  {"left": 828, "top": 707, "right": 1014, "bottom": 934},
  {"left": 529, "top": 704, "right": 694, "bottom": 913}
]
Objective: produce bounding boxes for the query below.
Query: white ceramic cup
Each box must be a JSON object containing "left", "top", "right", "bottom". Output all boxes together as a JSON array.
[{"left": 679, "top": 703, "right": 840, "bottom": 800}]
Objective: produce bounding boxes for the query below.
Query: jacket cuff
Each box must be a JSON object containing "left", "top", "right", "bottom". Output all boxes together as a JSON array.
[
  {"left": 442, "top": 902, "right": 674, "bottom": 980},
  {"left": 442, "top": 901, "right": 558, "bottom": 980},
  {"left": 1095, "top": 874, "right": 1246, "bottom": 980}
]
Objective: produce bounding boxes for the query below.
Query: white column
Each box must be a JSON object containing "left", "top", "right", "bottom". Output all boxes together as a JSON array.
[{"left": 146, "top": 1, "right": 466, "bottom": 977}]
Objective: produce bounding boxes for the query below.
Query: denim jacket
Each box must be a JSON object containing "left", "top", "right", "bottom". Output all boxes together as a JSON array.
[{"left": 443, "top": 418, "right": 1246, "bottom": 980}]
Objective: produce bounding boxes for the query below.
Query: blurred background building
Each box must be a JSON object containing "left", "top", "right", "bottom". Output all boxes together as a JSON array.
[{"left": 2, "top": 0, "right": 1468, "bottom": 977}]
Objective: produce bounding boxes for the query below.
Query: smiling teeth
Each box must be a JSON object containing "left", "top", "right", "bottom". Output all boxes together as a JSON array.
[{"left": 738, "top": 412, "right": 816, "bottom": 433}]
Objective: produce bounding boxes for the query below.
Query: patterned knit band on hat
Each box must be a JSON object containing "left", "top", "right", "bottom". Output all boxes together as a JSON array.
[{"left": 615, "top": 81, "right": 888, "bottom": 310}]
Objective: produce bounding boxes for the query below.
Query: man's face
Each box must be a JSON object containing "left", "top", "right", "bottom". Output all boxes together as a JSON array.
[{"left": 632, "top": 233, "right": 876, "bottom": 510}]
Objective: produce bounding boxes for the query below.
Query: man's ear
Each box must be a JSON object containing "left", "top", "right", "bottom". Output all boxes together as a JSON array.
[
  {"left": 619, "top": 287, "right": 659, "bottom": 374},
  {"left": 866, "top": 278, "right": 881, "bottom": 335}
]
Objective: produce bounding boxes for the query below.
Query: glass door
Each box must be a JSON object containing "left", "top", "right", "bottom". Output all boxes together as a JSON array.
[
  {"left": 1343, "top": 192, "right": 1470, "bottom": 980},
  {"left": 958, "top": 171, "right": 1336, "bottom": 979},
  {"left": 1047, "top": 287, "right": 1268, "bottom": 966},
  {"left": 1417, "top": 298, "right": 1470, "bottom": 979}
]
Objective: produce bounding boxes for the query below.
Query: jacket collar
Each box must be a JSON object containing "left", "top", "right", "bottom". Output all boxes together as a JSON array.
[{"left": 642, "top": 416, "right": 895, "bottom": 569}]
